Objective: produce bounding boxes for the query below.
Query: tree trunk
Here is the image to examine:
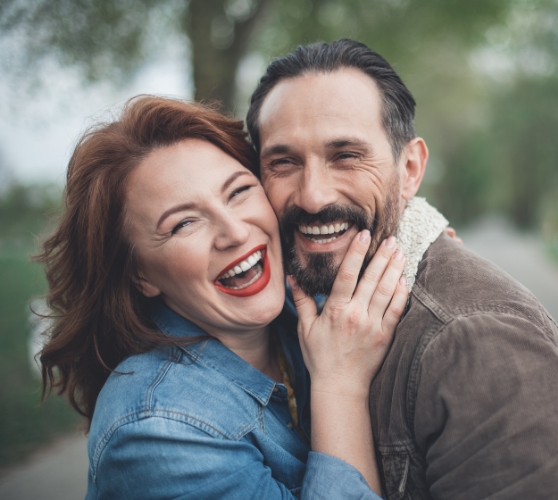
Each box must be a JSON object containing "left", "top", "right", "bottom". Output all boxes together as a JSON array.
[{"left": 185, "top": 0, "right": 272, "bottom": 113}]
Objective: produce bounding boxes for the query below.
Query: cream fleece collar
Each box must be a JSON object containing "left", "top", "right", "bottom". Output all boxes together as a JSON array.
[{"left": 395, "top": 197, "right": 448, "bottom": 292}]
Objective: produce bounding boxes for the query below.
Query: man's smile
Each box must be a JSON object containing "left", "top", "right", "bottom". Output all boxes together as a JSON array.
[
  {"left": 298, "top": 221, "right": 352, "bottom": 244},
  {"left": 294, "top": 220, "right": 359, "bottom": 254}
]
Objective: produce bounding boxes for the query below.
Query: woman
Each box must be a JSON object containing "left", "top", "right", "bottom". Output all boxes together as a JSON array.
[{"left": 38, "top": 96, "right": 408, "bottom": 499}]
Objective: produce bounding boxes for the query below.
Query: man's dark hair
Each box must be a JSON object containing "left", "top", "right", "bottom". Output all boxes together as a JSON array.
[{"left": 247, "top": 38, "right": 416, "bottom": 161}]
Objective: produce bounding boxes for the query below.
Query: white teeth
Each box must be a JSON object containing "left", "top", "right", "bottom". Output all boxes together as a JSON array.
[
  {"left": 316, "top": 236, "right": 336, "bottom": 244},
  {"left": 247, "top": 255, "right": 257, "bottom": 266},
  {"left": 298, "top": 221, "right": 351, "bottom": 236},
  {"left": 219, "top": 250, "right": 263, "bottom": 281}
]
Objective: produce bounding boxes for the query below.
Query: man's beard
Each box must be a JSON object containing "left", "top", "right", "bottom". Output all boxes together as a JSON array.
[{"left": 280, "top": 177, "right": 402, "bottom": 297}]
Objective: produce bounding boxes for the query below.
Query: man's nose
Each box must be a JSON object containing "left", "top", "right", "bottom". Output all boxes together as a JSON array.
[
  {"left": 294, "top": 161, "right": 339, "bottom": 214},
  {"left": 213, "top": 211, "right": 251, "bottom": 251}
]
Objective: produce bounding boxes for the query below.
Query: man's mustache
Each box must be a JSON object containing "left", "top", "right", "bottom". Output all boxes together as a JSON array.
[{"left": 280, "top": 205, "right": 374, "bottom": 232}]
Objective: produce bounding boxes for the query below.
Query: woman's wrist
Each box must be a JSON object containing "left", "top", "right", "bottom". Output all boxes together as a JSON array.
[{"left": 310, "top": 376, "right": 371, "bottom": 400}]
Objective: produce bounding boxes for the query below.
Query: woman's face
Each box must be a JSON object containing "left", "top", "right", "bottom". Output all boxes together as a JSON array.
[{"left": 126, "top": 138, "right": 285, "bottom": 340}]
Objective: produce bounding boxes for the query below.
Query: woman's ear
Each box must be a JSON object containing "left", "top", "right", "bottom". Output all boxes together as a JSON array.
[
  {"left": 133, "top": 272, "right": 161, "bottom": 298},
  {"left": 400, "top": 137, "right": 428, "bottom": 201}
]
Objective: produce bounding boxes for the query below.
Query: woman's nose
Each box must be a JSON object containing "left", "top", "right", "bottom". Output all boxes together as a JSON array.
[{"left": 213, "top": 212, "right": 251, "bottom": 250}]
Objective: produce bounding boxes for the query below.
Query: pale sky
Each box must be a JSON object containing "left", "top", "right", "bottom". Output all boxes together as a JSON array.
[{"left": 0, "top": 39, "right": 192, "bottom": 186}]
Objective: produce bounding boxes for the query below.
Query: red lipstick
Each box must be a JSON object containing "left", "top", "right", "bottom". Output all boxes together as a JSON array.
[{"left": 214, "top": 245, "right": 271, "bottom": 297}]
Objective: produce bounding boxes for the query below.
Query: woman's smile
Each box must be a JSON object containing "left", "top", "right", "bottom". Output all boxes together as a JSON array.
[{"left": 214, "top": 244, "right": 271, "bottom": 296}]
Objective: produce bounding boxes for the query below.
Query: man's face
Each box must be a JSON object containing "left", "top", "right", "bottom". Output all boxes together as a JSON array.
[{"left": 257, "top": 68, "right": 409, "bottom": 296}]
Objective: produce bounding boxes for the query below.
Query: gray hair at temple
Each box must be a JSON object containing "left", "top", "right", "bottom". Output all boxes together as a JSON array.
[{"left": 246, "top": 38, "right": 417, "bottom": 162}]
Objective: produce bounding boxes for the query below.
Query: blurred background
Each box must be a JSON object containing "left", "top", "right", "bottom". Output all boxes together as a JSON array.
[{"left": 0, "top": 0, "right": 557, "bottom": 497}]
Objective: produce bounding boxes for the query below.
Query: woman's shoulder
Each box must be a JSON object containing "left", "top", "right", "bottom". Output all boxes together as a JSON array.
[{"left": 89, "top": 343, "right": 261, "bottom": 450}]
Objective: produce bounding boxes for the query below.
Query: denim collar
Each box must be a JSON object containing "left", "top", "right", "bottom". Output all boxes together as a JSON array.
[{"left": 151, "top": 301, "right": 280, "bottom": 407}]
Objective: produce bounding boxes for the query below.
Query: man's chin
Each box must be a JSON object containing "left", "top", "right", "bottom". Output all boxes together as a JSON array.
[{"left": 286, "top": 247, "right": 340, "bottom": 296}]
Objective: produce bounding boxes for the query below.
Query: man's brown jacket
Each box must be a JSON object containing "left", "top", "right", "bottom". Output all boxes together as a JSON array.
[{"left": 371, "top": 232, "right": 558, "bottom": 500}]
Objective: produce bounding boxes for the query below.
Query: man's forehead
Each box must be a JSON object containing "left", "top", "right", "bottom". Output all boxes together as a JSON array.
[{"left": 258, "top": 68, "right": 383, "bottom": 149}]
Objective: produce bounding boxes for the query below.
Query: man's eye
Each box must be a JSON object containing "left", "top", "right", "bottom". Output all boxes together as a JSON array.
[
  {"left": 337, "top": 152, "right": 358, "bottom": 160},
  {"left": 270, "top": 158, "right": 294, "bottom": 166},
  {"left": 172, "top": 220, "right": 192, "bottom": 234}
]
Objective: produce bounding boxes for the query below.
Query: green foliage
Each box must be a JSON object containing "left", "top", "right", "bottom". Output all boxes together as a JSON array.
[
  {"left": 1, "top": 0, "right": 165, "bottom": 82},
  {"left": 490, "top": 76, "right": 558, "bottom": 228},
  {"left": 0, "top": 256, "right": 80, "bottom": 467},
  {"left": 0, "top": 184, "right": 81, "bottom": 467},
  {"left": 0, "top": 183, "right": 61, "bottom": 256},
  {"left": 261, "top": 0, "right": 511, "bottom": 59}
]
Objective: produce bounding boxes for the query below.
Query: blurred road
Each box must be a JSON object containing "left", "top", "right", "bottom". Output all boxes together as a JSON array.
[
  {"left": 461, "top": 216, "right": 558, "bottom": 320},
  {"left": 0, "top": 432, "right": 88, "bottom": 499},
  {"left": 0, "top": 217, "right": 557, "bottom": 500}
]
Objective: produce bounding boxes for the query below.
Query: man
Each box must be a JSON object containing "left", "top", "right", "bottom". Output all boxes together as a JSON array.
[{"left": 246, "top": 39, "right": 558, "bottom": 499}]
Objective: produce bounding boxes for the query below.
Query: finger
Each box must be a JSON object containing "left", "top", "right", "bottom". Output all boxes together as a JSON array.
[
  {"left": 352, "top": 236, "right": 397, "bottom": 306},
  {"left": 327, "top": 230, "right": 371, "bottom": 306},
  {"left": 445, "top": 227, "right": 463, "bottom": 245},
  {"left": 287, "top": 275, "right": 318, "bottom": 326},
  {"left": 381, "top": 277, "right": 409, "bottom": 334},
  {"left": 368, "top": 250, "right": 406, "bottom": 319}
]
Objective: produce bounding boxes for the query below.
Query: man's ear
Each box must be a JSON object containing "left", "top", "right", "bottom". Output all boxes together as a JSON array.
[
  {"left": 400, "top": 137, "right": 428, "bottom": 201},
  {"left": 133, "top": 272, "right": 161, "bottom": 298}
]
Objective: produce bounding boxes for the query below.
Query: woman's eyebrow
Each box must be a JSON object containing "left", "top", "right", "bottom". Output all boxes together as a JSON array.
[
  {"left": 221, "top": 170, "right": 252, "bottom": 193},
  {"left": 156, "top": 202, "right": 196, "bottom": 229},
  {"left": 156, "top": 171, "right": 252, "bottom": 229}
]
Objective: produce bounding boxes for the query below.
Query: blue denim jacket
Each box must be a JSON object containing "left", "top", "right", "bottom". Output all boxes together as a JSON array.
[{"left": 86, "top": 300, "right": 381, "bottom": 500}]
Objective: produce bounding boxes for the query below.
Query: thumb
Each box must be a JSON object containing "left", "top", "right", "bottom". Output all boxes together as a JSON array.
[{"left": 287, "top": 275, "right": 317, "bottom": 326}]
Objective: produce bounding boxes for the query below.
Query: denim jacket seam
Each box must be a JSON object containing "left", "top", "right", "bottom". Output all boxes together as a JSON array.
[
  {"left": 144, "top": 351, "right": 181, "bottom": 410},
  {"left": 91, "top": 409, "right": 257, "bottom": 481},
  {"left": 181, "top": 347, "right": 275, "bottom": 406},
  {"left": 258, "top": 405, "right": 265, "bottom": 432}
]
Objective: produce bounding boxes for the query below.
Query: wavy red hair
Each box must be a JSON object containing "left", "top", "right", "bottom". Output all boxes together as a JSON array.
[{"left": 36, "top": 96, "right": 258, "bottom": 427}]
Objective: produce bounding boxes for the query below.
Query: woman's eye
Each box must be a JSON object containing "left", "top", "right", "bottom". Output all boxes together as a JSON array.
[
  {"left": 171, "top": 220, "right": 192, "bottom": 234},
  {"left": 231, "top": 185, "right": 251, "bottom": 198}
]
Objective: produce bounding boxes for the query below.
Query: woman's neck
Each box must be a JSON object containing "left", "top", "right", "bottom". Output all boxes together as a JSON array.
[{"left": 216, "top": 325, "right": 282, "bottom": 382}]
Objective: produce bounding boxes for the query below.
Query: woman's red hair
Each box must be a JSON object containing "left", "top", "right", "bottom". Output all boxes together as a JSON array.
[{"left": 36, "top": 96, "right": 258, "bottom": 428}]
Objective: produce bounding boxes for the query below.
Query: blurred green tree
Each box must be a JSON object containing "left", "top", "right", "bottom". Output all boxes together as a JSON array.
[
  {"left": 1, "top": 0, "right": 557, "bottom": 234},
  {"left": 1, "top": 0, "right": 511, "bottom": 113},
  {"left": 0, "top": 0, "right": 273, "bottom": 112}
]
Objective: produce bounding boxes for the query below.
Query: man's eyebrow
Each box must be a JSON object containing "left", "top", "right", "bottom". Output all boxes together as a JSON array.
[
  {"left": 260, "top": 144, "right": 293, "bottom": 159},
  {"left": 261, "top": 139, "right": 371, "bottom": 159},
  {"left": 325, "top": 138, "right": 370, "bottom": 149}
]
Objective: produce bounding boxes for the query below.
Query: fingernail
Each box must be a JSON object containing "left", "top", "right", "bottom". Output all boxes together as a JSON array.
[
  {"left": 399, "top": 276, "right": 408, "bottom": 286},
  {"left": 394, "top": 250, "right": 404, "bottom": 260},
  {"left": 385, "top": 236, "right": 396, "bottom": 249},
  {"left": 287, "top": 275, "right": 299, "bottom": 291},
  {"left": 359, "top": 230, "right": 371, "bottom": 244}
]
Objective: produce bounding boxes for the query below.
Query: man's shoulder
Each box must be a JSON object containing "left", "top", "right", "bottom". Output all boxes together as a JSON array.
[{"left": 410, "top": 232, "right": 553, "bottom": 330}]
